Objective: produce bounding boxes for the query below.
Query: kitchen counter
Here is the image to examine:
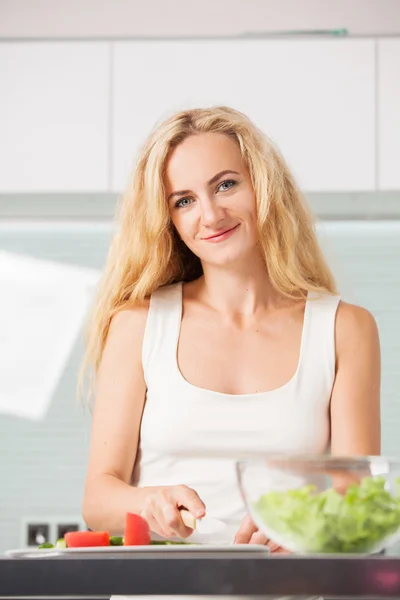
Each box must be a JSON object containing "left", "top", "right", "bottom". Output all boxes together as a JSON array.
[{"left": 1, "top": 551, "right": 400, "bottom": 598}]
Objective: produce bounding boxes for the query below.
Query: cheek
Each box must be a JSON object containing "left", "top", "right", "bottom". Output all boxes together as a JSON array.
[
  {"left": 171, "top": 213, "right": 194, "bottom": 243},
  {"left": 246, "top": 198, "right": 258, "bottom": 227},
  {"left": 236, "top": 202, "right": 257, "bottom": 229},
  {"left": 234, "top": 189, "right": 257, "bottom": 216}
]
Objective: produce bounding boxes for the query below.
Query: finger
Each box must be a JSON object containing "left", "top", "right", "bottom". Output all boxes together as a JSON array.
[
  {"left": 145, "top": 490, "right": 191, "bottom": 539},
  {"left": 271, "top": 547, "right": 291, "bottom": 554},
  {"left": 143, "top": 496, "right": 180, "bottom": 539},
  {"left": 149, "top": 502, "right": 180, "bottom": 538},
  {"left": 161, "top": 503, "right": 194, "bottom": 539},
  {"left": 266, "top": 538, "right": 291, "bottom": 554},
  {"left": 249, "top": 531, "right": 269, "bottom": 546},
  {"left": 140, "top": 509, "right": 170, "bottom": 539},
  {"left": 175, "top": 485, "right": 206, "bottom": 518},
  {"left": 266, "top": 538, "right": 281, "bottom": 552},
  {"left": 141, "top": 496, "right": 176, "bottom": 539},
  {"left": 234, "top": 515, "right": 258, "bottom": 544}
]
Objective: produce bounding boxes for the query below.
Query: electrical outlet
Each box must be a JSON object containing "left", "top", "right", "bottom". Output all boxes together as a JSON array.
[
  {"left": 26, "top": 523, "right": 50, "bottom": 547},
  {"left": 21, "top": 516, "right": 87, "bottom": 548},
  {"left": 51, "top": 516, "right": 87, "bottom": 541},
  {"left": 56, "top": 522, "right": 80, "bottom": 539}
]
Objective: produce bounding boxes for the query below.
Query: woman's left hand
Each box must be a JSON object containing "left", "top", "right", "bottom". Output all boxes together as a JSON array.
[{"left": 234, "top": 515, "right": 290, "bottom": 553}]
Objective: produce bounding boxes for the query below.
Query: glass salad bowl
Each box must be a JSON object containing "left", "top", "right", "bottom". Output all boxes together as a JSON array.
[{"left": 236, "top": 455, "right": 400, "bottom": 554}]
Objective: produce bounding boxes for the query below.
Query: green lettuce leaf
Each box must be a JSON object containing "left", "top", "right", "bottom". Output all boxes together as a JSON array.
[{"left": 254, "top": 476, "right": 400, "bottom": 553}]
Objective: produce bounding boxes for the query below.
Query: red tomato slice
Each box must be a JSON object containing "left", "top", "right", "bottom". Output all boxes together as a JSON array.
[
  {"left": 124, "top": 513, "right": 151, "bottom": 546},
  {"left": 64, "top": 531, "right": 110, "bottom": 548}
]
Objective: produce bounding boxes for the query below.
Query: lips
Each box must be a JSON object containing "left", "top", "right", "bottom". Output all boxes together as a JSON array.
[{"left": 202, "top": 224, "right": 239, "bottom": 240}]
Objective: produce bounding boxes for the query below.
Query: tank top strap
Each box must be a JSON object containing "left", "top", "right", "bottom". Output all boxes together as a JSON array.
[
  {"left": 142, "top": 281, "right": 183, "bottom": 384},
  {"left": 297, "top": 291, "right": 341, "bottom": 391}
]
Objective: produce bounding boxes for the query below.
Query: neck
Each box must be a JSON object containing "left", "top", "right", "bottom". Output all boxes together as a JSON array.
[{"left": 197, "top": 253, "right": 281, "bottom": 316}]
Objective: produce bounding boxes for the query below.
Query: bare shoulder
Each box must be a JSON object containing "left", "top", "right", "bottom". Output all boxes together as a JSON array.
[
  {"left": 335, "top": 301, "right": 380, "bottom": 356},
  {"left": 336, "top": 301, "right": 379, "bottom": 336},
  {"left": 103, "top": 299, "right": 150, "bottom": 361},
  {"left": 109, "top": 299, "right": 150, "bottom": 335}
]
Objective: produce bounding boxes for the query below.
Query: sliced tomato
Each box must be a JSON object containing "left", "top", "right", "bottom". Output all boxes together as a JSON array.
[
  {"left": 124, "top": 513, "right": 151, "bottom": 546},
  {"left": 64, "top": 531, "right": 110, "bottom": 548}
]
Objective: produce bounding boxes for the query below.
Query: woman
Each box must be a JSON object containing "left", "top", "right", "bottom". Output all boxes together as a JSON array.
[{"left": 81, "top": 105, "right": 381, "bottom": 551}]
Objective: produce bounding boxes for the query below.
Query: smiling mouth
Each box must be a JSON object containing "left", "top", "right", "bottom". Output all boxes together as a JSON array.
[{"left": 202, "top": 224, "right": 240, "bottom": 240}]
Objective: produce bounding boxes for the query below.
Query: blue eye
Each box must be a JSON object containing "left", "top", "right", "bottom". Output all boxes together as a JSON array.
[
  {"left": 173, "top": 180, "right": 237, "bottom": 209},
  {"left": 218, "top": 179, "right": 237, "bottom": 192},
  {"left": 174, "top": 197, "right": 193, "bottom": 209}
]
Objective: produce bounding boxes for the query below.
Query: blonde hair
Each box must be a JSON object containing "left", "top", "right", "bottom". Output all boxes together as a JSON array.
[{"left": 81, "top": 105, "right": 337, "bottom": 395}]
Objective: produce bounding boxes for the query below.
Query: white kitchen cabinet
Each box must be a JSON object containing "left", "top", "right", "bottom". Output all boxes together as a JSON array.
[
  {"left": 112, "top": 39, "right": 375, "bottom": 192},
  {"left": 378, "top": 39, "right": 400, "bottom": 190},
  {"left": 0, "top": 43, "right": 110, "bottom": 192}
]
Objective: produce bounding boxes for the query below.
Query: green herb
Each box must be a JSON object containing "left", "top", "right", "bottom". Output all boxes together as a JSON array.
[
  {"left": 38, "top": 542, "right": 54, "bottom": 549},
  {"left": 254, "top": 476, "right": 400, "bottom": 553},
  {"left": 109, "top": 536, "right": 124, "bottom": 546}
]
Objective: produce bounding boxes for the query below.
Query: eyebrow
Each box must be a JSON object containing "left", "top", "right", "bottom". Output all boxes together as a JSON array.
[{"left": 167, "top": 170, "right": 240, "bottom": 202}]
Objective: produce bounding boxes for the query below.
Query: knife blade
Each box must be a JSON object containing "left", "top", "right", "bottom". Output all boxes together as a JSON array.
[{"left": 180, "top": 509, "right": 234, "bottom": 544}]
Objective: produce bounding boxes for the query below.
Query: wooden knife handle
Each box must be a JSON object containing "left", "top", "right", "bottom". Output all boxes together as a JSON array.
[{"left": 180, "top": 508, "right": 197, "bottom": 530}]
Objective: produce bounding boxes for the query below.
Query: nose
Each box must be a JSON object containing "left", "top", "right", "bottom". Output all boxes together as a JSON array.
[{"left": 198, "top": 196, "right": 225, "bottom": 227}]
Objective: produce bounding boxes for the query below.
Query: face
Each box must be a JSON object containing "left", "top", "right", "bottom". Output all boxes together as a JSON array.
[{"left": 164, "top": 133, "right": 259, "bottom": 268}]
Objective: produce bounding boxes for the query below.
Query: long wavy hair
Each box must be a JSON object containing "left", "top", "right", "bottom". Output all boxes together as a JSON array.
[{"left": 81, "top": 105, "right": 337, "bottom": 396}]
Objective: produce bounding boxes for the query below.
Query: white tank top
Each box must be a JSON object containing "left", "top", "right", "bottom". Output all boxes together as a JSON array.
[{"left": 133, "top": 281, "right": 341, "bottom": 538}]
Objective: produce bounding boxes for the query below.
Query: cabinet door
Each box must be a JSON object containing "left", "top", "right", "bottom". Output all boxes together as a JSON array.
[
  {"left": 112, "top": 39, "right": 375, "bottom": 192},
  {"left": 0, "top": 42, "right": 110, "bottom": 192},
  {"left": 378, "top": 39, "right": 400, "bottom": 190}
]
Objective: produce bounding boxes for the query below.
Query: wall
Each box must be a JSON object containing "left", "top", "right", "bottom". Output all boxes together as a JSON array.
[{"left": 1, "top": 0, "right": 400, "bottom": 37}]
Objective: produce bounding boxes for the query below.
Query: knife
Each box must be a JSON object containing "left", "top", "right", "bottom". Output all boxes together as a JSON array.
[{"left": 180, "top": 509, "right": 234, "bottom": 544}]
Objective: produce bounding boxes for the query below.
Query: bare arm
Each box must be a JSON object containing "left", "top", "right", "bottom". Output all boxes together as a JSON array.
[
  {"left": 82, "top": 305, "right": 149, "bottom": 534},
  {"left": 330, "top": 302, "right": 381, "bottom": 490},
  {"left": 330, "top": 302, "right": 381, "bottom": 455},
  {"left": 82, "top": 303, "right": 205, "bottom": 536}
]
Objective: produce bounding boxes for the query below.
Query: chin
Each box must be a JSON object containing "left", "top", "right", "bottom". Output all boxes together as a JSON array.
[
  {"left": 201, "top": 249, "right": 251, "bottom": 268},
  {"left": 190, "top": 238, "right": 258, "bottom": 268}
]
